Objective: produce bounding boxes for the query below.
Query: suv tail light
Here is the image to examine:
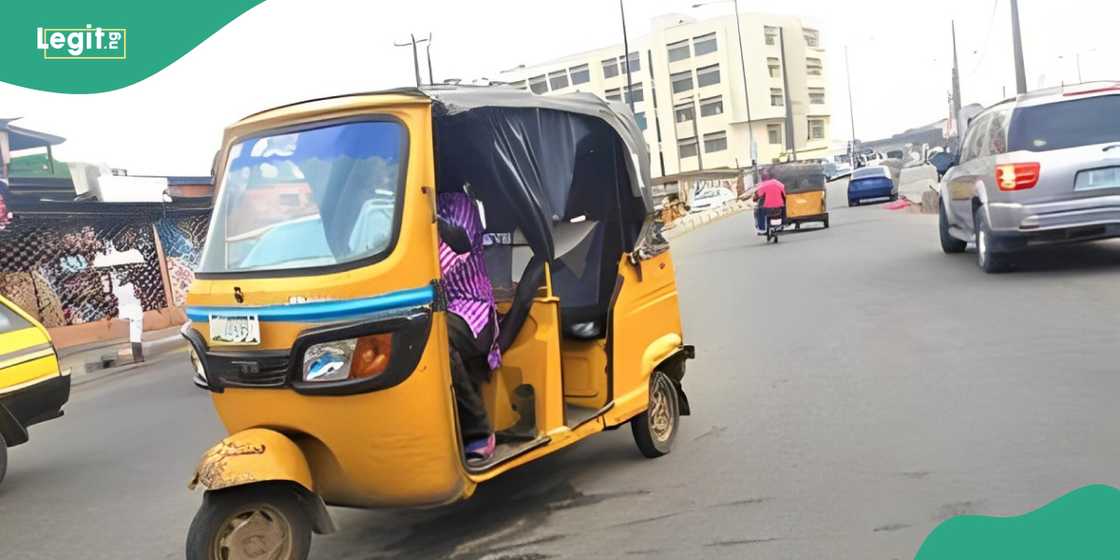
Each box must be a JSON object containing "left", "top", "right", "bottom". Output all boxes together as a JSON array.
[{"left": 996, "top": 163, "right": 1040, "bottom": 191}]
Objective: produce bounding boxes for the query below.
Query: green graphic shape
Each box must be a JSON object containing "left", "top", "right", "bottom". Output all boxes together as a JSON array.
[
  {"left": 916, "top": 485, "right": 1120, "bottom": 559},
  {"left": 1, "top": 1, "right": 265, "bottom": 94}
]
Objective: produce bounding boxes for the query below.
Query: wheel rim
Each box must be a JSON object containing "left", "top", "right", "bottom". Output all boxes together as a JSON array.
[
  {"left": 213, "top": 505, "right": 294, "bottom": 560},
  {"left": 649, "top": 376, "right": 676, "bottom": 443}
]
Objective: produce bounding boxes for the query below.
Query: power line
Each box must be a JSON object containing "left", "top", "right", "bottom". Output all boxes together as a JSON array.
[{"left": 966, "top": 0, "right": 1000, "bottom": 78}]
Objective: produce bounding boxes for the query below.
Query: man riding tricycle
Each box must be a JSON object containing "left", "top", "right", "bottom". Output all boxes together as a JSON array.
[{"left": 182, "top": 86, "right": 694, "bottom": 559}]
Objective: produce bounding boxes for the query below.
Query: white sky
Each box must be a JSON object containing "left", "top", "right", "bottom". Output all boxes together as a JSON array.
[{"left": 2, "top": 0, "right": 1113, "bottom": 175}]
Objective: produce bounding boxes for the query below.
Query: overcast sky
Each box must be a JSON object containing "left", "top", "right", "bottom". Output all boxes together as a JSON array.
[{"left": 2, "top": 0, "right": 1113, "bottom": 175}]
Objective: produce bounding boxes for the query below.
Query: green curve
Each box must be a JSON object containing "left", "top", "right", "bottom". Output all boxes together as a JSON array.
[
  {"left": 915, "top": 485, "right": 1120, "bottom": 559},
  {"left": 1, "top": 0, "right": 266, "bottom": 94}
]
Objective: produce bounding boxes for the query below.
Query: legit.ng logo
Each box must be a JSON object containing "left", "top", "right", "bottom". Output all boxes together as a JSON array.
[{"left": 36, "top": 25, "right": 127, "bottom": 60}]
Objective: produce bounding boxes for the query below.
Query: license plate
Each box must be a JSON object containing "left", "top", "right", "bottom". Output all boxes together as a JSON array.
[
  {"left": 1075, "top": 167, "right": 1120, "bottom": 191},
  {"left": 769, "top": 219, "right": 783, "bottom": 226},
  {"left": 209, "top": 314, "right": 260, "bottom": 345}
]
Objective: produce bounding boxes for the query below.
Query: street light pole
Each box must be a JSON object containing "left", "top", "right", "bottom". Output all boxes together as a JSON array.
[
  {"left": 1010, "top": 0, "right": 1028, "bottom": 94},
  {"left": 693, "top": 0, "right": 757, "bottom": 177},
  {"left": 393, "top": 34, "right": 430, "bottom": 87},
  {"left": 619, "top": 0, "right": 636, "bottom": 114},
  {"left": 425, "top": 34, "right": 435, "bottom": 85},
  {"left": 845, "top": 45, "right": 857, "bottom": 166}
]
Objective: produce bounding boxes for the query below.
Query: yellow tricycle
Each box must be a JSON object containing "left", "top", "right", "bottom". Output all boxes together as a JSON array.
[{"left": 182, "top": 86, "right": 694, "bottom": 559}]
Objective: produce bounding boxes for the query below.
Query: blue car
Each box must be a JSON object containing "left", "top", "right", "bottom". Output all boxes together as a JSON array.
[{"left": 847, "top": 166, "right": 898, "bottom": 206}]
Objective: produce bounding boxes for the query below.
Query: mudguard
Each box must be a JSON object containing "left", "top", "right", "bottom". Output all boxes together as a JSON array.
[
  {"left": 189, "top": 428, "right": 313, "bottom": 492},
  {"left": 0, "top": 403, "right": 28, "bottom": 447}
]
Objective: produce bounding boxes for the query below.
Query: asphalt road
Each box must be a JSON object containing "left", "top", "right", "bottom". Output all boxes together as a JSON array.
[{"left": 4, "top": 167, "right": 1120, "bottom": 559}]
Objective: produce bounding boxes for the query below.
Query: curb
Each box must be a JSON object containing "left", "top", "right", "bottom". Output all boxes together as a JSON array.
[{"left": 71, "top": 344, "right": 190, "bottom": 388}]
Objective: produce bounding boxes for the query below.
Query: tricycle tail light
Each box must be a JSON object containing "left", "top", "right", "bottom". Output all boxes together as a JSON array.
[{"left": 351, "top": 334, "right": 392, "bottom": 379}]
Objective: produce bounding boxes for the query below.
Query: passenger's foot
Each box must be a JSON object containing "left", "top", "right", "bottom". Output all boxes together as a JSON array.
[{"left": 465, "top": 433, "right": 496, "bottom": 464}]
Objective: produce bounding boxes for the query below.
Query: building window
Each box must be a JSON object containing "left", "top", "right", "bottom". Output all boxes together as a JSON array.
[
  {"left": 570, "top": 64, "right": 590, "bottom": 85},
  {"left": 770, "top": 88, "right": 784, "bottom": 106},
  {"left": 674, "top": 102, "right": 695, "bottom": 123},
  {"left": 605, "top": 88, "right": 622, "bottom": 102},
  {"left": 767, "top": 124, "right": 783, "bottom": 145},
  {"left": 635, "top": 112, "right": 648, "bottom": 130},
  {"left": 668, "top": 40, "right": 691, "bottom": 63},
  {"left": 671, "top": 70, "right": 693, "bottom": 93},
  {"left": 764, "top": 26, "right": 779, "bottom": 46},
  {"left": 704, "top": 131, "right": 728, "bottom": 153},
  {"left": 806, "top": 57, "right": 823, "bottom": 76},
  {"left": 693, "top": 33, "right": 717, "bottom": 56},
  {"left": 625, "top": 83, "right": 644, "bottom": 103},
  {"left": 623, "top": 52, "right": 641, "bottom": 72},
  {"left": 678, "top": 137, "right": 699, "bottom": 158},
  {"left": 809, "top": 87, "right": 826, "bottom": 104},
  {"left": 529, "top": 75, "right": 548, "bottom": 94},
  {"left": 696, "top": 64, "right": 720, "bottom": 88},
  {"left": 549, "top": 70, "right": 570, "bottom": 91},
  {"left": 699, "top": 96, "right": 723, "bottom": 117},
  {"left": 809, "top": 119, "right": 826, "bottom": 140},
  {"left": 602, "top": 58, "right": 620, "bottom": 79},
  {"left": 804, "top": 28, "right": 820, "bottom": 48},
  {"left": 768, "top": 58, "right": 781, "bottom": 79},
  {"left": 510, "top": 81, "right": 526, "bottom": 90}
]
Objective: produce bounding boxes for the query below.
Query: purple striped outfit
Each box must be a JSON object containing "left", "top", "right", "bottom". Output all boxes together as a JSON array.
[{"left": 437, "top": 192, "right": 501, "bottom": 369}]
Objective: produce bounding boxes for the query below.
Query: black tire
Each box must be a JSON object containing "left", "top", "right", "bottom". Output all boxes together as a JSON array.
[
  {"left": 823, "top": 217, "right": 830, "bottom": 228},
  {"left": 0, "top": 431, "right": 7, "bottom": 487},
  {"left": 849, "top": 200, "right": 858, "bottom": 207},
  {"left": 974, "top": 208, "right": 1010, "bottom": 273},
  {"left": 631, "top": 371, "right": 680, "bottom": 458},
  {"left": 889, "top": 193, "right": 899, "bottom": 202},
  {"left": 186, "top": 485, "right": 312, "bottom": 560},
  {"left": 939, "top": 201, "right": 967, "bottom": 254}
]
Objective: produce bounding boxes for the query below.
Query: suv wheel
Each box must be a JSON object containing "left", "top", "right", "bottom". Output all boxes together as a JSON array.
[
  {"left": 939, "top": 201, "right": 966, "bottom": 254},
  {"left": 975, "top": 208, "right": 1010, "bottom": 273}
]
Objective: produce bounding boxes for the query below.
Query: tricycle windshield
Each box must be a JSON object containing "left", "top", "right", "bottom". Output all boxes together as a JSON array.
[{"left": 199, "top": 120, "right": 406, "bottom": 274}]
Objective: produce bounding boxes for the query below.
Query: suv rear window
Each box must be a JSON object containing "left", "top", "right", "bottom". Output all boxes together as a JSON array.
[
  {"left": 0, "top": 302, "right": 33, "bottom": 334},
  {"left": 1008, "top": 95, "right": 1120, "bottom": 152}
]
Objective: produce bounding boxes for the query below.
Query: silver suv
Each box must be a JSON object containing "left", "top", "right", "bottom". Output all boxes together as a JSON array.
[{"left": 938, "top": 82, "right": 1120, "bottom": 272}]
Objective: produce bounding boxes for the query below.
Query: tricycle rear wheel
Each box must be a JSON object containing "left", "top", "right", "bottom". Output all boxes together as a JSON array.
[
  {"left": 631, "top": 371, "right": 680, "bottom": 458},
  {"left": 186, "top": 484, "right": 311, "bottom": 560}
]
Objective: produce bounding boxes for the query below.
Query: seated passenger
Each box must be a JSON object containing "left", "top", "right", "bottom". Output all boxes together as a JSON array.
[{"left": 437, "top": 191, "right": 500, "bottom": 463}]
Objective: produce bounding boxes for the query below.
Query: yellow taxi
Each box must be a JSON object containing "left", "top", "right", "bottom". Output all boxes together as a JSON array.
[{"left": 0, "top": 295, "right": 70, "bottom": 485}]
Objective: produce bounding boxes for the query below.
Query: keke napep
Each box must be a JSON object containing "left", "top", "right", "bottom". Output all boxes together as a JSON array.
[{"left": 182, "top": 86, "right": 695, "bottom": 558}]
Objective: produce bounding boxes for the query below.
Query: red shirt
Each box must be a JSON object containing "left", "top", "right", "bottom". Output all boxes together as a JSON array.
[{"left": 756, "top": 179, "right": 786, "bottom": 208}]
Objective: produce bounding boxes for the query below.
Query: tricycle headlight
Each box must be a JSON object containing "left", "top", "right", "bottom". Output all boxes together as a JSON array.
[
  {"left": 303, "top": 339, "right": 357, "bottom": 382},
  {"left": 302, "top": 334, "right": 393, "bottom": 383}
]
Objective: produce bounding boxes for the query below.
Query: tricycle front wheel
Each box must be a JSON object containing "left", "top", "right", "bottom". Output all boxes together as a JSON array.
[
  {"left": 631, "top": 371, "right": 680, "bottom": 458},
  {"left": 0, "top": 431, "right": 7, "bottom": 486},
  {"left": 186, "top": 484, "right": 311, "bottom": 560}
]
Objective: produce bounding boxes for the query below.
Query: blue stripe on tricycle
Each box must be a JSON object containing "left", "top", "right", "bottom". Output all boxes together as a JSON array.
[{"left": 186, "top": 285, "right": 435, "bottom": 323}]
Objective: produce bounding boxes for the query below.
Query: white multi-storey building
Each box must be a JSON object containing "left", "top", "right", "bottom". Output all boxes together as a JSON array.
[{"left": 498, "top": 12, "right": 832, "bottom": 179}]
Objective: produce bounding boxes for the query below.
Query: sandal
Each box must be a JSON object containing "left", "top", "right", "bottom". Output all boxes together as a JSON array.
[{"left": 465, "top": 433, "right": 496, "bottom": 464}]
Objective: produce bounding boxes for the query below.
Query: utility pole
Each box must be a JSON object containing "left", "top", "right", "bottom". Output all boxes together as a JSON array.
[
  {"left": 619, "top": 0, "right": 636, "bottom": 113},
  {"left": 951, "top": 21, "right": 963, "bottom": 152},
  {"left": 730, "top": 0, "right": 757, "bottom": 177},
  {"left": 1010, "top": 0, "right": 1028, "bottom": 94},
  {"left": 778, "top": 27, "right": 796, "bottom": 160},
  {"left": 393, "top": 34, "right": 430, "bottom": 87},
  {"left": 845, "top": 46, "right": 857, "bottom": 167}
]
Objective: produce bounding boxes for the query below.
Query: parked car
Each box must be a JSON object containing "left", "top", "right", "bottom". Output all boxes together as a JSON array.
[
  {"left": 938, "top": 82, "right": 1120, "bottom": 273},
  {"left": 689, "top": 188, "right": 736, "bottom": 213},
  {"left": 0, "top": 295, "right": 70, "bottom": 485},
  {"left": 847, "top": 166, "right": 898, "bottom": 206}
]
